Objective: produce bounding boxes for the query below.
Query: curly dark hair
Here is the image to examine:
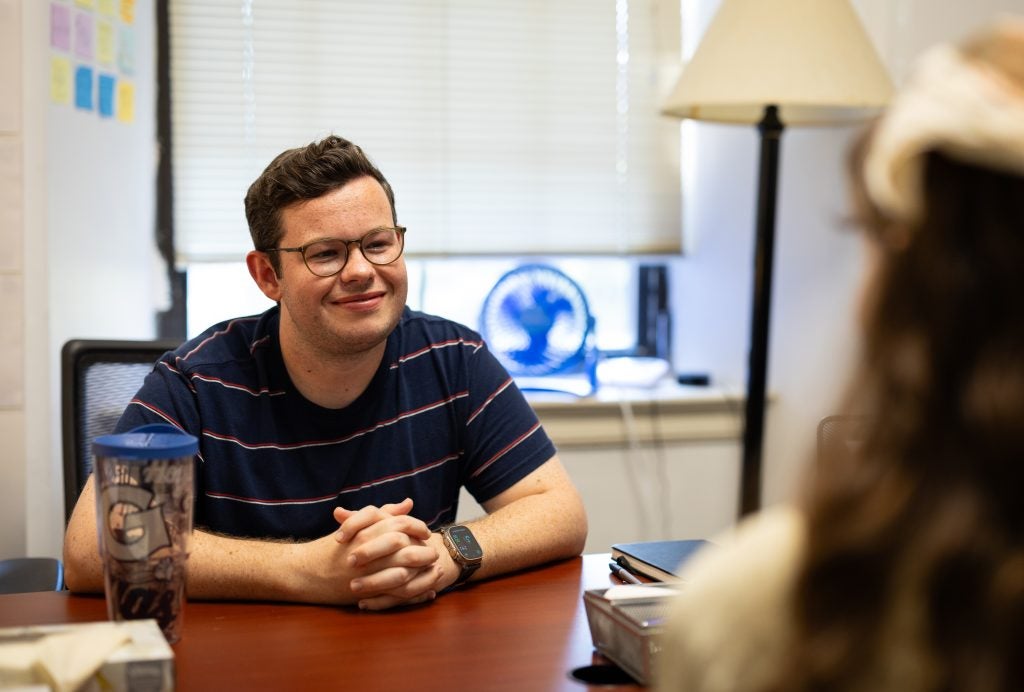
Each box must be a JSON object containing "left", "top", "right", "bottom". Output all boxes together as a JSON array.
[
  {"left": 780, "top": 59, "right": 1024, "bottom": 692},
  {"left": 244, "top": 135, "right": 397, "bottom": 272}
]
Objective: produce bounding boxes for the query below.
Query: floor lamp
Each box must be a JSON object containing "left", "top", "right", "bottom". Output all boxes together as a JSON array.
[{"left": 662, "top": 0, "right": 893, "bottom": 516}]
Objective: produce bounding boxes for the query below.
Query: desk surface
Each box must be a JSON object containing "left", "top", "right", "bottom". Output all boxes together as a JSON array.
[{"left": 0, "top": 554, "right": 645, "bottom": 691}]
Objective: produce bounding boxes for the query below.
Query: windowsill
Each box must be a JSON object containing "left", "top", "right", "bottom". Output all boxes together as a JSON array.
[{"left": 526, "top": 380, "right": 745, "bottom": 448}]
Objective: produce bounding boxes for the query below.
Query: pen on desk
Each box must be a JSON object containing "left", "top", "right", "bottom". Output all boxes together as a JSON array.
[{"left": 609, "top": 561, "right": 642, "bottom": 585}]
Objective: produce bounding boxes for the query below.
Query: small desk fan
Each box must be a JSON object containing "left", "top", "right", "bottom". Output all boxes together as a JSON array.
[{"left": 479, "top": 264, "right": 597, "bottom": 396}]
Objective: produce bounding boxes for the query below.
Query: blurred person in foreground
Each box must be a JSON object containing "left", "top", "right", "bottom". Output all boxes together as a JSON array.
[{"left": 657, "top": 18, "right": 1024, "bottom": 692}]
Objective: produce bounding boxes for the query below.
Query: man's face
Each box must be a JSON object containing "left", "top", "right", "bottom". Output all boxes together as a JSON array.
[{"left": 261, "top": 176, "right": 408, "bottom": 359}]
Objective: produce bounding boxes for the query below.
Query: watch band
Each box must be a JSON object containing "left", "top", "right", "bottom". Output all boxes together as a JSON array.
[
  {"left": 438, "top": 525, "right": 482, "bottom": 586},
  {"left": 453, "top": 558, "right": 480, "bottom": 585}
]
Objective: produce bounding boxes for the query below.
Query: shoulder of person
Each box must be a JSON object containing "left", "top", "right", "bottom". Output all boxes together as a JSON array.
[
  {"left": 168, "top": 309, "right": 271, "bottom": 373},
  {"left": 656, "top": 505, "right": 806, "bottom": 692},
  {"left": 676, "top": 505, "right": 805, "bottom": 616},
  {"left": 399, "top": 308, "right": 486, "bottom": 346},
  {"left": 689, "top": 504, "right": 805, "bottom": 578}
]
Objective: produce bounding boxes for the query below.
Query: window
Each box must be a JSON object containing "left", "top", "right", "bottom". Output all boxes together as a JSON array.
[
  {"left": 186, "top": 256, "right": 677, "bottom": 355},
  {"left": 170, "top": 0, "right": 681, "bottom": 260},
  {"left": 171, "top": 2, "right": 684, "bottom": 354}
]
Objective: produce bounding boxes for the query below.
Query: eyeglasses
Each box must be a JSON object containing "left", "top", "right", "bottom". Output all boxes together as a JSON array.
[{"left": 264, "top": 226, "right": 406, "bottom": 277}]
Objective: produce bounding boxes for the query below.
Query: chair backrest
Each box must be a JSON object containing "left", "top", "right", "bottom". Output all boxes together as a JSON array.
[
  {"left": 816, "top": 415, "right": 869, "bottom": 466},
  {"left": 61, "top": 338, "right": 181, "bottom": 523},
  {"left": 0, "top": 557, "right": 64, "bottom": 594}
]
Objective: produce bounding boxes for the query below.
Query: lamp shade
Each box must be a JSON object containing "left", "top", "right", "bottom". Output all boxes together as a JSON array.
[{"left": 663, "top": 0, "right": 893, "bottom": 124}]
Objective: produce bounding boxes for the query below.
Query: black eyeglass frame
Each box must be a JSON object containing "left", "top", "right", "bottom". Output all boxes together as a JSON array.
[{"left": 263, "top": 226, "right": 407, "bottom": 277}]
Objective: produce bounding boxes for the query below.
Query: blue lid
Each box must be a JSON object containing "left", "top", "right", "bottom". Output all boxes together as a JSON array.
[{"left": 92, "top": 423, "right": 199, "bottom": 460}]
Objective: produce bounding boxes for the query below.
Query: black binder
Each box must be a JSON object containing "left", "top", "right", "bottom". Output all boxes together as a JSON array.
[{"left": 610, "top": 539, "right": 710, "bottom": 582}]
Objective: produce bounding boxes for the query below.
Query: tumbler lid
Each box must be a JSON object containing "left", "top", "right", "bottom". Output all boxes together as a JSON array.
[{"left": 92, "top": 423, "right": 198, "bottom": 459}]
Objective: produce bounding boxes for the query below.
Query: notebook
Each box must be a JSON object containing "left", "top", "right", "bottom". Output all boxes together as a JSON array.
[{"left": 610, "top": 539, "right": 710, "bottom": 582}]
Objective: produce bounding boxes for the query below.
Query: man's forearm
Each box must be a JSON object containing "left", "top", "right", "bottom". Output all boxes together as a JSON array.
[
  {"left": 468, "top": 459, "right": 588, "bottom": 581},
  {"left": 184, "top": 530, "right": 352, "bottom": 603},
  {"left": 65, "top": 478, "right": 439, "bottom": 607},
  {"left": 469, "top": 489, "right": 587, "bottom": 580},
  {"left": 66, "top": 525, "right": 362, "bottom": 605}
]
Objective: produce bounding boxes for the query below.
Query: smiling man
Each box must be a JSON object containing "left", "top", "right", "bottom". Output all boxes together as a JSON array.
[{"left": 63, "top": 135, "right": 588, "bottom": 610}]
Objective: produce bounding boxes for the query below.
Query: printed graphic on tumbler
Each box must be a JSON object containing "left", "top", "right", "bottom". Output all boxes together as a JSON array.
[{"left": 97, "top": 457, "right": 193, "bottom": 641}]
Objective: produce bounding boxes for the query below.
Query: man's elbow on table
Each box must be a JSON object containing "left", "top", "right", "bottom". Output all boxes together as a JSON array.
[
  {"left": 62, "top": 479, "right": 104, "bottom": 593},
  {"left": 63, "top": 535, "right": 104, "bottom": 594},
  {"left": 483, "top": 457, "right": 589, "bottom": 567},
  {"left": 539, "top": 457, "right": 588, "bottom": 557},
  {"left": 561, "top": 485, "right": 589, "bottom": 557}
]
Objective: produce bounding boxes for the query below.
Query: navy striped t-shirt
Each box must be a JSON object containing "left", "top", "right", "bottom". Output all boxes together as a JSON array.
[{"left": 115, "top": 306, "right": 557, "bottom": 540}]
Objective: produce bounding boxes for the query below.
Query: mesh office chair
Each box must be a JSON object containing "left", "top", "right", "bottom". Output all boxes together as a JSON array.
[{"left": 61, "top": 338, "right": 181, "bottom": 523}]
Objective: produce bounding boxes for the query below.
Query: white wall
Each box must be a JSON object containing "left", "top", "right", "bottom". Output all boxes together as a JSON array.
[
  {"left": 1, "top": 0, "right": 29, "bottom": 560},
  {"left": 7, "top": 0, "right": 159, "bottom": 561},
  {"left": 673, "top": 0, "right": 1024, "bottom": 515}
]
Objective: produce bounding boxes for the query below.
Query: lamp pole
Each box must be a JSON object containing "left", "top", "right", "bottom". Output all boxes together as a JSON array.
[
  {"left": 660, "top": 0, "right": 892, "bottom": 517},
  {"left": 740, "top": 104, "right": 784, "bottom": 516}
]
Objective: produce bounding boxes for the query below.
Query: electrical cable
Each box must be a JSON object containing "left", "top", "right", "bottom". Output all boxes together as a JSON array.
[
  {"left": 650, "top": 398, "right": 672, "bottom": 537},
  {"left": 618, "top": 398, "right": 654, "bottom": 539}
]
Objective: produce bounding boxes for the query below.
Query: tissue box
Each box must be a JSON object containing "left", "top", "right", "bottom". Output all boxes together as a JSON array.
[
  {"left": 0, "top": 619, "right": 174, "bottom": 691},
  {"left": 583, "top": 584, "right": 677, "bottom": 686}
]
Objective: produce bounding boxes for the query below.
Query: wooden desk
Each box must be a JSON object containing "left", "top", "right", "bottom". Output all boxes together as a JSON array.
[{"left": 0, "top": 554, "right": 645, "bottom": 691}]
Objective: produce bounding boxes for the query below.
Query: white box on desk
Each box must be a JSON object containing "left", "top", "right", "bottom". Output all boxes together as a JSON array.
[
  {"left": 583, "top": 584, "right": 678, "bottom": 686},
  {"left": 0, "top": 619, "right": 174, "bottom": 691}
]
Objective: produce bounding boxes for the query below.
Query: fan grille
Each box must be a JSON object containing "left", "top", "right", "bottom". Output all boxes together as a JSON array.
[{"left": 480, "top": 265, "right": 592, "bottom": 378}]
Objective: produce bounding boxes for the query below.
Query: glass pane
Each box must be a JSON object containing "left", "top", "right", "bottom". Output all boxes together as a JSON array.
[
  {"left": 408, "top": 257, "right": 651, "bottom": 354},
  {"left": 186, "top": 263, "right": 275, "bottom": 337},
  {"left": 187, "top": 257, "right": 674, "bottom": 357}
]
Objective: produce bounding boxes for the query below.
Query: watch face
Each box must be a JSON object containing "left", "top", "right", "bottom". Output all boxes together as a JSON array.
[{"left": 448, "top": 525, "right": 483, "bottom": 561}]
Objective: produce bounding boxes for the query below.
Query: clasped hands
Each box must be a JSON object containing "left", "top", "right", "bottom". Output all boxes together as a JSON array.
[{"left": 329, "top": 497, "right": 456, "bottom": 611}]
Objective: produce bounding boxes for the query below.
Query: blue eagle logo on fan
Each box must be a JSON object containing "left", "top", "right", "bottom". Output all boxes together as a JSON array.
[{"left": 480, "top": 264, "right": 597, "bottom": 395}]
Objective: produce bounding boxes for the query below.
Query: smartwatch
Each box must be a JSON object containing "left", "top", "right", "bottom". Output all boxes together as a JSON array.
[{"left": 437, "top": 525, "right": 483, "bottom": 585}]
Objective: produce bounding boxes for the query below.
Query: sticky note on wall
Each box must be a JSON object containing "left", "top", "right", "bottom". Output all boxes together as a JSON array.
[
  {"left": 98, "top": 73, "right": 116, "bottom": 117},
  {"left": 116, "top": 80, "right": 134, "bottom": 123},
  {"left": 51, "top": 3, "right": 71, "bottom": 51},
  {"left": 117, "top": 26, "right": 134, "bottom": 75},
  {"left": 73, "top": 10, "right": 94, "bottom": 61},
  {"left": 51, "top": 56, "right": 72, "bottom": 104},
  {"left": 74, "top": 64, "right": 94, "bottom": 110},
  {"left": 97, "top": 19, "right": 114, "bottom": 65}
]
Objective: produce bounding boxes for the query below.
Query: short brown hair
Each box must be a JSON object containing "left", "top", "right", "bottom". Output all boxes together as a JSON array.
[{"left": 244, "top": 135, "right": 397, "bottom": 268}]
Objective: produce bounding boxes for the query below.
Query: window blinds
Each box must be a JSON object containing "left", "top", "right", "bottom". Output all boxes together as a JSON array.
[{"left": 170, "top": 0, "right": 681, "bottom": 261}]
